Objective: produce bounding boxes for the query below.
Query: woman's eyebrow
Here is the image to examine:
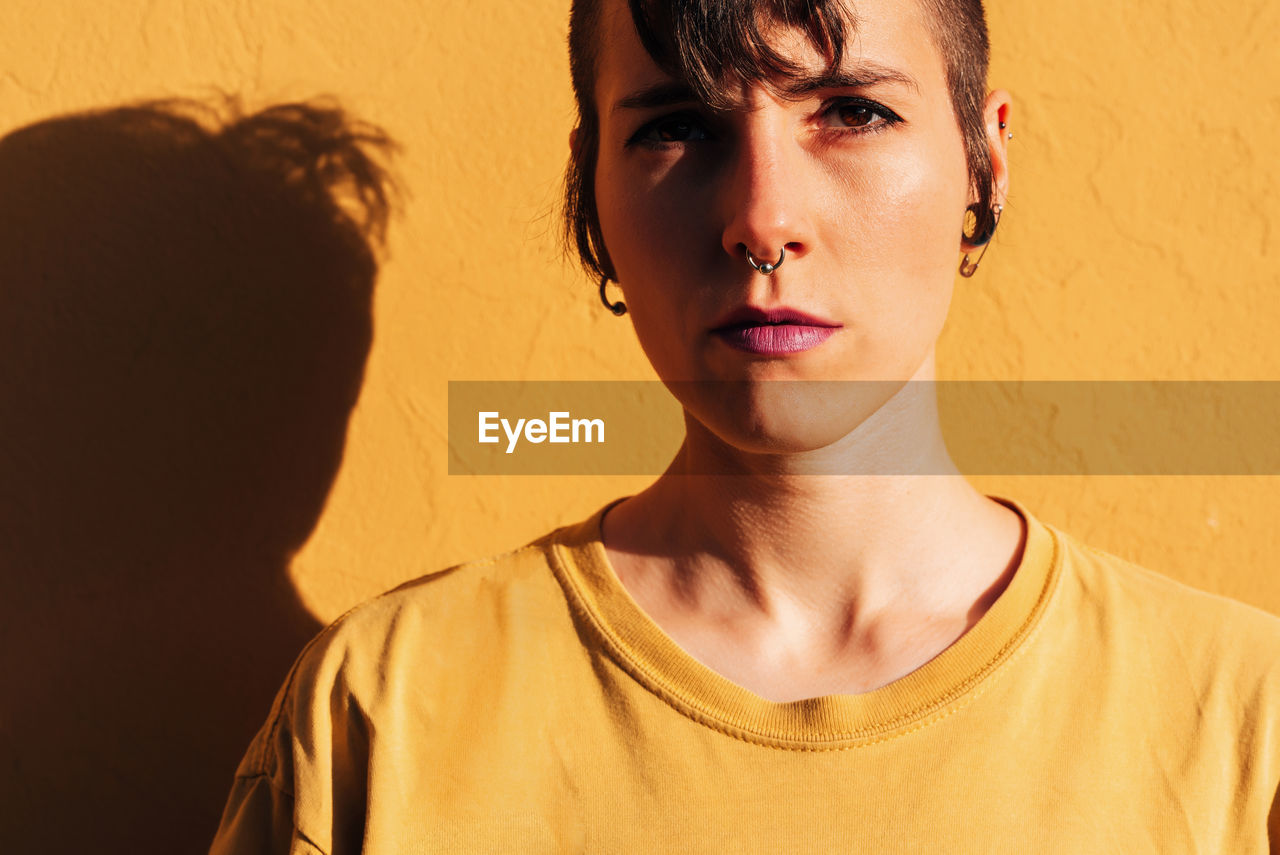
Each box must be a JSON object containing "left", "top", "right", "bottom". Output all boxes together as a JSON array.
[
  {"left": 786, "top": 63, "right": 921, "bottom": 97},
  {"left": 612, "top": 81, "right": 698, "bottom": 115}
]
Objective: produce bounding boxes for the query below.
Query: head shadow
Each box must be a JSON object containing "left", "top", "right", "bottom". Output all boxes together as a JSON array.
[{"left": 0, "top": 96, "right": 398, "bottom": 852}]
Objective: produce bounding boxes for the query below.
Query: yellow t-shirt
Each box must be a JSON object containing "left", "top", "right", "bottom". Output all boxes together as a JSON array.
[{"left": 210, "top": 498, "right": 1280, "bottom": 854}]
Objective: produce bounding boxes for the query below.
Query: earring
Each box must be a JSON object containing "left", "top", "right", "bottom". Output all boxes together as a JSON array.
[
  {"left": 999, "top": 121, "right": 1012, "bottom": 140},
  {"left": 599, "top": 275, "right": 626, "bottom": 315},
  {"left": 958, "top": 203, "right": 1003, "bottom": 278}
]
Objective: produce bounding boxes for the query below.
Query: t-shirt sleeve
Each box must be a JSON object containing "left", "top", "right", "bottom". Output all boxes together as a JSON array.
[
  {"left": 208, "top": 620, "right": 370, "bottom": 855},
  {"left": 210, "top": 774, "right": 322, "bottom": 855},
  {"left": 208, "top": 664, "right": 327, "bottom": 855}
]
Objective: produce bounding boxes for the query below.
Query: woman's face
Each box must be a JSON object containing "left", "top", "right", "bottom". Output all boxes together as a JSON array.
[{"left": 591, "top": 0, "right": 1006, "bottom": 455}]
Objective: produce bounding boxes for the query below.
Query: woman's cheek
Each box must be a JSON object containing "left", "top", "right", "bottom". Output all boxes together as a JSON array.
[{"left": 826, "top": 158, "right": 959, "bottom": 379}]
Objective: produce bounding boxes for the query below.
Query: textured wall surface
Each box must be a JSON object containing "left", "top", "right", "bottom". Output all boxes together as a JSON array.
[{"left": 1, "top": 0, "right": 1278, "bottom": 851}]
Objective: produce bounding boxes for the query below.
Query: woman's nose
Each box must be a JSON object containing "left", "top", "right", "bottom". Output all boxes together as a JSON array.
[{"left": 718, "top": 122, "right": 813, "bottom": 270}]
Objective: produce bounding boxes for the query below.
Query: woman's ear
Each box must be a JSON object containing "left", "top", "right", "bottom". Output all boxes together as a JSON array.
[
  {"left": 960, "top": 89, "right": 1013, "bottom": 255},
  {"left": 985, "top": 89, "right": 1012, "bottom": 210}
]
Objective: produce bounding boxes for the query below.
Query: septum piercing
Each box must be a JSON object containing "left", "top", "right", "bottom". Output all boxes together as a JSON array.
[{"left": 745, "top": 247, "right": 786, "bottom": 275}]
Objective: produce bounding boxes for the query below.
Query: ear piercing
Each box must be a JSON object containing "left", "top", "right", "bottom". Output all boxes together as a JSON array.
[
  {"left": 958, "top": 203, "right": 1003, "bottom": 278},
  {"left": 598, "top": 275, "right": 626, "bottom": 315},
  {"left": 999, "top": 121, "right": 1012, "bottom": 140}
]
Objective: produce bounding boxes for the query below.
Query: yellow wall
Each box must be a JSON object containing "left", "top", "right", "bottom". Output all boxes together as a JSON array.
[{"left": 1, "top": 0, "right": 1277, "bottom": 851}]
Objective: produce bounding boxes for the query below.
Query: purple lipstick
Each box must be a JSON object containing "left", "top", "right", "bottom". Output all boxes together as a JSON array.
[{"left": 710, "top": 306, "right": 842, "bottom": 356}]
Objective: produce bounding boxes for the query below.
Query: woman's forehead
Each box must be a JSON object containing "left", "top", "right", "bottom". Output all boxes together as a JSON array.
[{"left": 593, "top": 0, "right": 944, "bottom": 114}]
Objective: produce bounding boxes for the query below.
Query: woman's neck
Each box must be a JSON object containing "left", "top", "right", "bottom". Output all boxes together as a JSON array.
[{"left": 600, "top": 376, "right": 1025, "bottom": 688}]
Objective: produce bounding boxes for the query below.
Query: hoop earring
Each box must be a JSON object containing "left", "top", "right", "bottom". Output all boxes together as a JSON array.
[
  {"left": 599, "top": 275, "right": 626, "bottom": 315},
  {"left": 958, "top": 203, "right": 1003, "bottom": 278}
]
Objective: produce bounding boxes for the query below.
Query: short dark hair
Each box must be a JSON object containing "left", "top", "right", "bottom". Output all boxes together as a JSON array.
[{"left": 564, "top": 0, "right": 995, "bottom": 282}]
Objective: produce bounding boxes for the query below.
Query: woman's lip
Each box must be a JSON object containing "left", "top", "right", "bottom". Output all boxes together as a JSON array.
[
  {"left": 712, "top": 324, "right": 838, "bottom": 355},
  {"left": 710, "top": 305, "right": 842, "bottom": 330}
]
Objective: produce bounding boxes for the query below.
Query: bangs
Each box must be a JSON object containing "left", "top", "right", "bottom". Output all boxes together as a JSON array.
[{"left": 627, "top": 0, "right": 854, "bottom": 109}]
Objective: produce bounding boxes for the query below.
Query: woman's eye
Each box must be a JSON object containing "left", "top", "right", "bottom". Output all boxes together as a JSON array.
[
  {"left": 822, "top": 99, "right": 901, "bottom": 133},
  {"left": 629, "top": 114, "right": 711, "bottom": 147},
  {"left": 838, "top": 104, "right": 875, "bottom": 127}
]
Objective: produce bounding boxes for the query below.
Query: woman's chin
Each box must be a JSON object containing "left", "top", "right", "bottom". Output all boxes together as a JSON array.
[{"left": 677, "top": 380, "right": 909, "bottom": 468}]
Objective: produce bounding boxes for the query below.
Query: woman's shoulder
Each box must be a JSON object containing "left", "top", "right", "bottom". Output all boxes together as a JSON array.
[
  {"left": 214, "top": 524, "right": 595, "bottom": 851},
  {"left": 1052, "top": 519, "right": 1280, "bottom": 622},
  {"left": 231, "top": 527, "right": 579, "bottom": 772},
  {"left": 301, "top": 531, "right": 573, "bottom": 679},
  {"left": 1043, "top": 517, "right": 1280, "bottom": 685}
]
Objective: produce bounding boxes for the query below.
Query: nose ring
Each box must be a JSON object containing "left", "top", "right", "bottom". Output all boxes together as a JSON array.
[{"left": 745, "top": 247, "right": 785, "bottom": 275}]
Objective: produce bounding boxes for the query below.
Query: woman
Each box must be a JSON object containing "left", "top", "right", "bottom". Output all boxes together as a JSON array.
[{"left": 211, "top": 0, "right": 1280, "bottom": 852}]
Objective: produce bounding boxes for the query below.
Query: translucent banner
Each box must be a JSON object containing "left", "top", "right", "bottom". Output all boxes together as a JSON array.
[{"left": 447, "top": 381, "right": 1280, "bottom": 475}]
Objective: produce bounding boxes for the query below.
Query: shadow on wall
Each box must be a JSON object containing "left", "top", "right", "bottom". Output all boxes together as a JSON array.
[{"left": 0, "top": 97, "right": 398, "bottom": 854}]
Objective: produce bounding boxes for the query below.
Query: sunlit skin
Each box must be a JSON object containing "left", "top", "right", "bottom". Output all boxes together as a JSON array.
[{"left": 585, "top": 0, "right": 1022, "bottom": 702}]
